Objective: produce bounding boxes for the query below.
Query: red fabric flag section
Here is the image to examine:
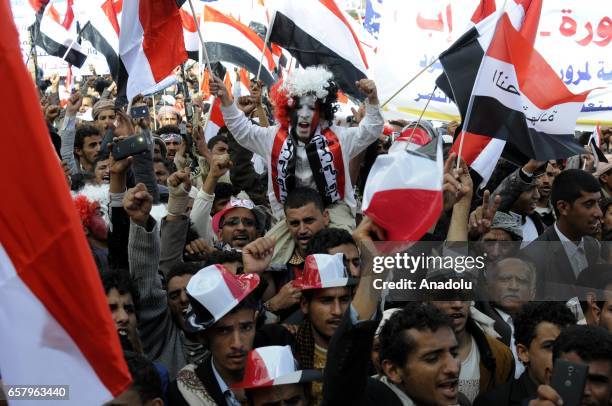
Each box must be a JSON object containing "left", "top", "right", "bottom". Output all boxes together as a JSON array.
[
  {"left": 0, "top": 1, "right": 131, "bottom": 403},
  {"left": 119, "top": 0, "right": 187, "bottom": 100}
]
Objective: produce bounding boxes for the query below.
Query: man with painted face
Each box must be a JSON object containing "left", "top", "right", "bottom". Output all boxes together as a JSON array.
[{"left": 210, "top": 66, "right": 384, "bottom": 265}]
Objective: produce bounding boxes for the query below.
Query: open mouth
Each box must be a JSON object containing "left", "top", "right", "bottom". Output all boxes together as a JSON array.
[
  {"left": 102, "top": 175, "right": 110, "bottom": 183},
  {"left": 298, "top": 122, "right": 310, "bottom": 129},
  {"left": 117, "top": 328, "right": 128, "bottom": 336},
  {"left": 233, "top": 234, "right": 249, "bottom": 242},
  {"left": 437, "top": 379, "right": 458, "bottom": 398}
]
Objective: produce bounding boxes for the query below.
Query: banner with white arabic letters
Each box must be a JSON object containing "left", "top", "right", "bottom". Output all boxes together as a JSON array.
[{"left": 371, "top": 0, "right": 612, "bottom": 126}]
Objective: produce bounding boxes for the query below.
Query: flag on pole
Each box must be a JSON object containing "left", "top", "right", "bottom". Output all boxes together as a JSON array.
[
  {"left": 73, "top": 0, "right": 121, "bottom": 81},
  {"left": 201, "top": 5, "right": 277, "bottom": 87},
  {"left": 204, "top": 97, "right": 226, "bottom": 141},
  {"left": 590, "top": 125, "right": 608, "bottom": 166},
  {"left": 362, "top": 137, "right": 443, "bottom": 241},
  {"left": 437, "top": 0, "right": 588, "bottom": 184},
  {"left": 268, "top": 0, "right": 369, "bottom": 99},
  {"left": 117, "top": 0, "right": 187, "bottom": 101},
  {"left": 35, "top": 0, "right": 87, "bottom": 67},
  {"left": 0, "top": 1, "right": 131, "bottom": 403},
  {"left": 180, "top": 5, "right": 199, "bottom": 60}
]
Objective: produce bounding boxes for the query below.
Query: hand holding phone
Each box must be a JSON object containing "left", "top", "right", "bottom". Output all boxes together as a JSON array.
[
  {"left": 112, "top": 135, "right": 149, "bottom": 161},
  {"left": 550, "top": 359, "right": 588, "bottom": 406},
  {"left": 130, "top": 105, "right": 149, "bottom": 119}
]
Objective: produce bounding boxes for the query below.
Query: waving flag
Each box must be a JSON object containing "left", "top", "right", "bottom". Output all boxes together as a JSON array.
[
  {"left": 35, "top": 0, "right": 87, "bottom": 67},
  {"left": 180, "top": 6, "right": 199, "bottom": 60},
  {"left": 73, "top": 0, "right": 121, "bottom": 80},
  {"left": 118, "top": 0, "right": 187, "bottom": 101},
  {"left": 437, "top": 0, "right": 587, "bottom": 184},
  {"left": 204, "top": 97, "right": 226, "bottom": 141},
  {"left": 362, "top": 137, "right": 443, "bottom": 241},
  {"left": 0, "top": 1, "right": 131, "bottom": 402},
  {"left": 201, "top": 5, "right": 277, "bottom": 87},
  {"left": 268, "top": 0, "right": 369, "bottom": 99}
]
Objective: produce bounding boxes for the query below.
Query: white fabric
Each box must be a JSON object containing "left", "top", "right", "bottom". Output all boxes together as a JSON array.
[
  {"left": 221, "top": 100, "right": 383, "bottom": 220},
  {"left": 459, "top": 336, "right": 481, "bottom": 403},
  {"left": 190, "top": 189, "right": 215, "bottom": 245},
  {"left": 554, "top": 223, "right": 588, "bottom": 278},
  {"left": 496, "top": 308, "right": 525, "bottom": 379},
  {"left": 522, "top": 216, "right": 539, "bottom": 243},
  {"left": 0, "top": 244, "right": 113, "bottom": 405}
]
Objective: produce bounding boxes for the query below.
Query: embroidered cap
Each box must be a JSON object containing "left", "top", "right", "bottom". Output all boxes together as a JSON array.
[
  {"left": 212, "top": 197, "right": 256, "bottom": 234},
  {"left": 293, "top": 253, "right": 358, "bottom": 290},
  {"left": 185, "top": 264, "right": 260, "bottom": 332},
  {"left": 231, "top": 346, "right": 322, "bottom": 389}
]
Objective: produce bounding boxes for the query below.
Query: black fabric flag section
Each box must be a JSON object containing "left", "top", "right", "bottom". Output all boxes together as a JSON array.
[
  {"left": 269, "top": 12, "right": 366, "bottom": 100},
  {"left": 466, "top": 96, "right": 585, "bottom": 160}
]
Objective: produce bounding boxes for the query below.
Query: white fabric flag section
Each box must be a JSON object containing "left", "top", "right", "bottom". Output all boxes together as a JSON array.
[
  {"left": 362, "top": 137, "right": 443, "bottom": 241},
  {"left": 73, "top": 0, "right": 121, "bottom": 80},
  {"left": 37, "top": 0, "right": 87, "bottom": 67},
  {"left": 118, "top": 0, "right": 187, "bottom": 100},
  {"left": 0, "top": 1, "right": 131, "bottom": 401}
]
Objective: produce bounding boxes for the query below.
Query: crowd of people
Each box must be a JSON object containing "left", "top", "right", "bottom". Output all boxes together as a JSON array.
[{"left": 31, "top": 62, "right": 612, "bottom": 405}]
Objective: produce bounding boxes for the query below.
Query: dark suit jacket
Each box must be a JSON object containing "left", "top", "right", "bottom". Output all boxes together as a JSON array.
[
  {"left": 473, "top": 371, "right": 538, "bottom": 406},
  {"left": 475, "top": 301, "right": 513, "bottom": 347},
  {"left": 167, "top": 354, "right": 227, "bottom": 406},
  {"left": 522, "top": 225, "right": 601, "bottom": 300}
]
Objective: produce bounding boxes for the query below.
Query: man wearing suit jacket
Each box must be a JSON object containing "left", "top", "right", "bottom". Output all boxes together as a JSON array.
[
  {"left": 522, "top": 169, "right": 603, "bottom": 300},
  {"left": 473, "top": 302, "right": 576, "bottom": 406}
]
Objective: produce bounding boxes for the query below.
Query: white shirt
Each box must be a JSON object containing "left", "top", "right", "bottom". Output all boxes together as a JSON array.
[
  {"left": 459, "top": 337, "right": 481, "bottom": 403},
  {"left": 522, "top": 216, "right": 539, "bottom": 243},
  {"left": 554, "top": 223, "right": 588, "bottom": 278},
  {"left": 221, "top": 100, "right": 384, "bottom": 220},
  {"left": 211, "top": 358, "right": 241, "bottom": 406},
  {"left": 496, "top": 308, "right": 525, "bottom": 379}
]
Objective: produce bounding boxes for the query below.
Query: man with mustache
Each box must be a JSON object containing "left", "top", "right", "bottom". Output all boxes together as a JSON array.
[
  {"left": 483, "top": 258, "right": 536, "bottom": 378},
  {"left": 209, "top": 66, "right": 383, "bottom": 266}
]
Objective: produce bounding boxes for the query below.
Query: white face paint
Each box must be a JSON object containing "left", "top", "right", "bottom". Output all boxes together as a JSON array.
[{"left": 295, "top": 95, "right": 318, "bottom": 142}]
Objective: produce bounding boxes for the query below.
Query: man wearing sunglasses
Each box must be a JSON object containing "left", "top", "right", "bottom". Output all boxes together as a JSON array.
[{"left": 212, "top": 198, "right": 260, "bottom": 249}]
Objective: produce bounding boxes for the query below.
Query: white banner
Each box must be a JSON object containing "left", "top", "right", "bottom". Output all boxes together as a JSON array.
[{"left": 371, "top": 0, "right": 612, "bottom": 126}]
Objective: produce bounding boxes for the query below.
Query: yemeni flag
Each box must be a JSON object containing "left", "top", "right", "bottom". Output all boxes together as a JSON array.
[
  {"left": 35, "top": 0, "right": 88, "bottom": 67},
  {"left": 204, "top": 97, "right": 226, "bottom": 141},
  {"left": 437, "top": 0, "right": 588, "bottom": 183},
  {"left": 0, "top": 1, "right": 131, "bottom": 402},
  {"left": 268, "top": 0, "right": 369, "bottom": 99},
  {"left": 117, "top": 0, "right": 187, "bottom": 101},
  {"left": 362, "top": 137, "right": 443, "bottom": 241},
  {"left": 180, "top": 5, "right": 199, "bottom": 60},
  {"left": 458, "top": 11, "right": 589, "bottom": 183},
  {"left": 73, "top": 0, "right": 121, "bottom": 81},
  {"left": 201, "top": 5, "right": 277, "bottom": 87},
  {"left": 589, "top": 125, "right": 608, "bottom": 166}
]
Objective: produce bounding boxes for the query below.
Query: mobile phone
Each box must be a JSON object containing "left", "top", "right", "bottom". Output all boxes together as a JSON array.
[
  {"left": 550, "top": 359, "right": 588, "bottom": 406},
  {"left": 130, "top": 105, "right": 149, "bottom": 119},
  {"left": 112, "top": 135, "right": 149, "bottom": 161},
  {"left": 179, "top": 122, "right": 187, "bottom": 135}
]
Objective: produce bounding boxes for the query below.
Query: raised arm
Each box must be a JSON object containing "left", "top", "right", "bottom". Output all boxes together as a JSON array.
[
  {"left": 337, "top": 80, "right": 384, "bottom": 159},
  {"left": 210, "top": 75, "right": 275, "bottom": 158},
  {"left": 60, "top": 93, "right": 82, "bottom": 175}
]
